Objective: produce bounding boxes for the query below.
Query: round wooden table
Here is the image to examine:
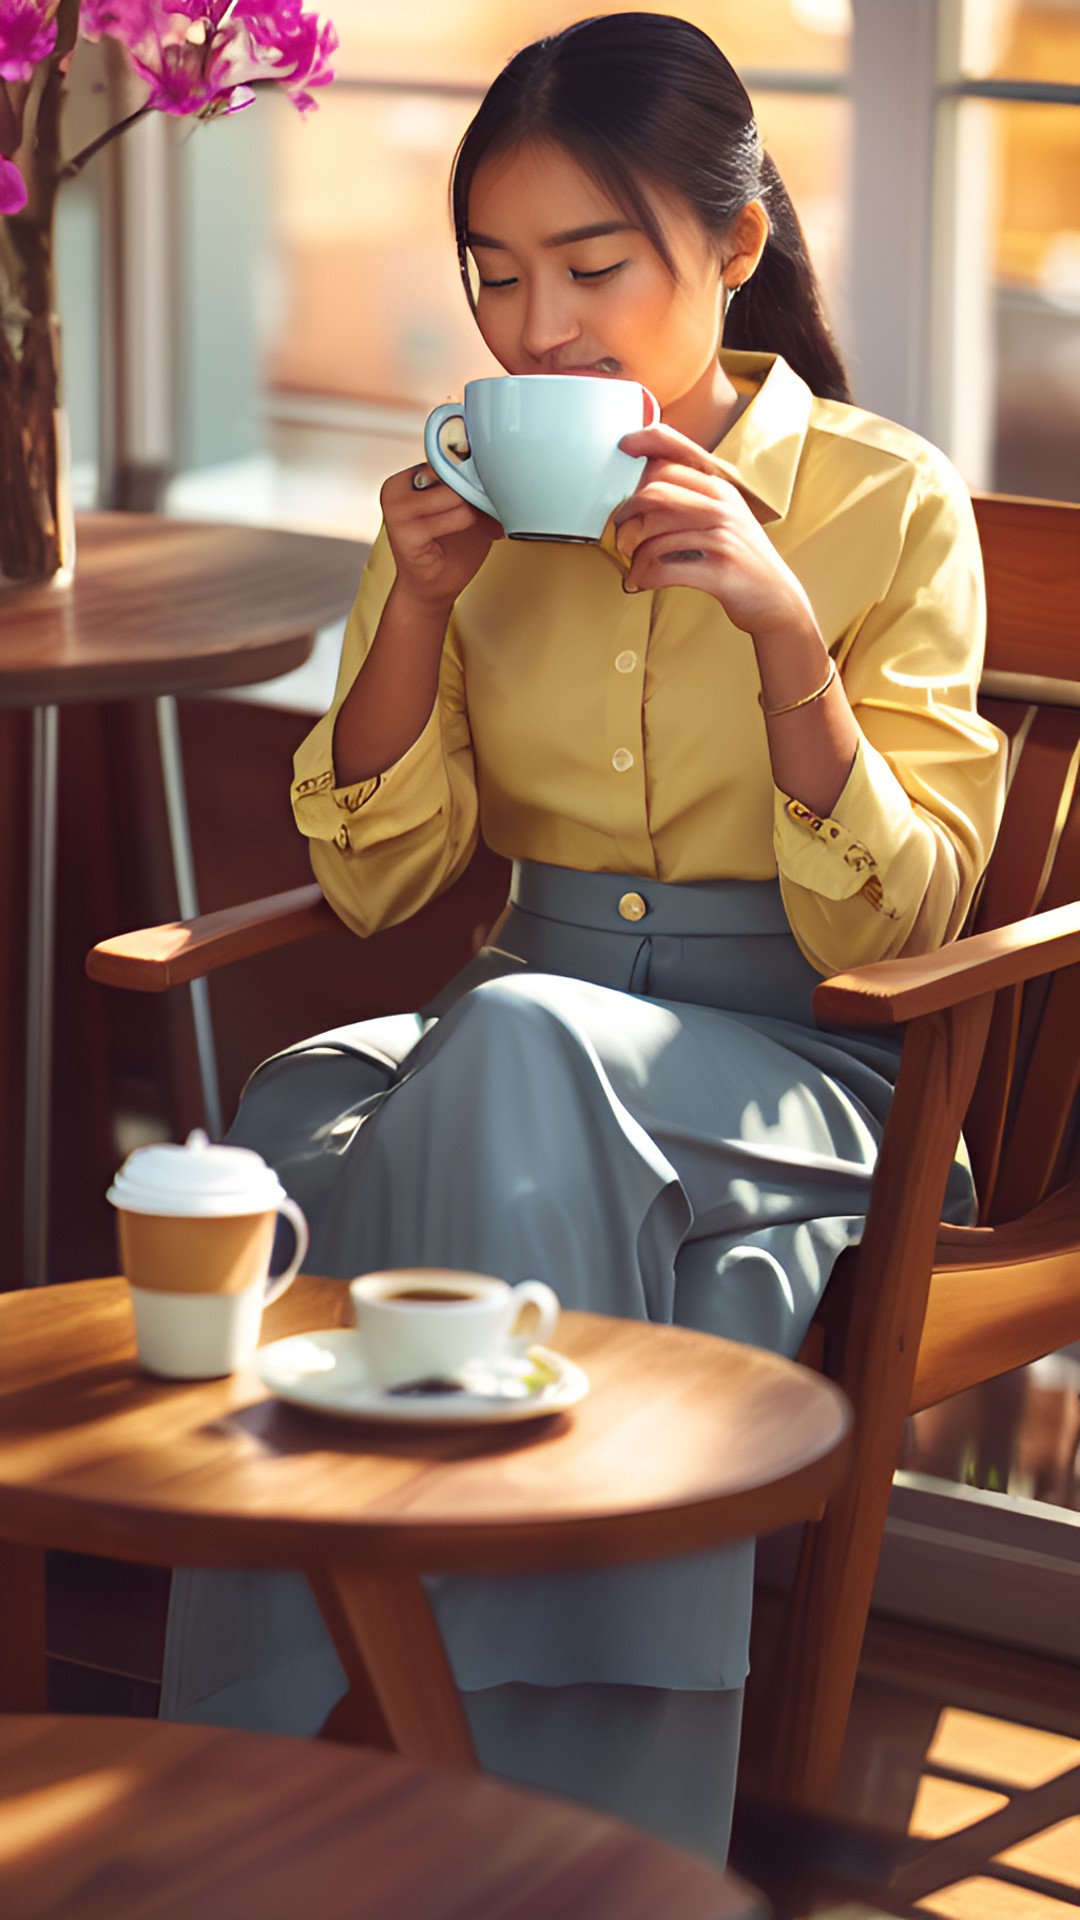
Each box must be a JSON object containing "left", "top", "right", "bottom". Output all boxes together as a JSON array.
[
  {"left": 0, "top": 1715, "right": 764, "bottom": 1920},
  {"left": 0, "top": 1275, "right": 850, "bottom": 1772},
  {"left": 0, "top": 513, "right": 365, "bottom": 1286},
  {"left": 0, "top": 514, "right": 362, "bottom": 704}
]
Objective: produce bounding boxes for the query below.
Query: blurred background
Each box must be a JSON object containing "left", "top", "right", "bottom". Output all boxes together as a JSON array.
[{"left": 62, "top": 0, "right": 1080, "bottom": 539}]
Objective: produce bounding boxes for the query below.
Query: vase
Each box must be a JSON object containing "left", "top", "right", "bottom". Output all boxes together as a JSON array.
[
  {"left": 0, "top": 296, "right": 75, "bottom": 592},
  {"left": 0, "top": 12, "right": 76, "bottom": 591}
]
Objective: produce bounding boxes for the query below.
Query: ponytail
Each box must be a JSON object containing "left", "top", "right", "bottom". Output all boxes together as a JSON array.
[{"left": 725, "top": 156, "right": 852, "bottom": 404}]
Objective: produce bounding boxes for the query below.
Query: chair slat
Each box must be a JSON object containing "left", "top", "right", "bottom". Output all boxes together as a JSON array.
[
  {"left": 972, "top": 494, "right": 1080, "bottom": 682},
  {"left": 1039, "top": 749, "right": 1080, "bottom": 916},
  {"left": 963, "top": 985, "right": 1021, "bottom": 1219},
  {"left": 963, "top": 705, "right": 1080, "bottom": 1213},
  {"left": 990, "top": 962, "right": 1080, "bottom": 1222},
  {"left": 916, "top": 1224, "right": 1080, "bottom": 1411},
  {"left": 971, "top": 706, "right": 1080, "bottom": 935}
]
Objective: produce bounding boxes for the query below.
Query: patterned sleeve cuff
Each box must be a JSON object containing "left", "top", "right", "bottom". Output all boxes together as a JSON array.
[
  {"left": 333, "top": 774, "right": 382, "bottom": 813},
  {"left": 292, "top": 707, "right": 451, "bottom": 855},
  {"left": 773, "top": 737, "right": 916, "bottom": 912},
  {"left": 290, "top": 751, "right": 379, "bottom": 837}
]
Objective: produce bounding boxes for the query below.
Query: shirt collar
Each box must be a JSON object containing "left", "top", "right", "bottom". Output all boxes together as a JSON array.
[
  {"left": 598, "top": 349, "right": 813, "bottom": 566},
  {"left": 709, "top": 350, "right": 813, "bottom": 525}
]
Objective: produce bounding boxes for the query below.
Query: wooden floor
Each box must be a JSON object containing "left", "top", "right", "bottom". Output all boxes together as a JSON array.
[
  {"left": 732, "top": 1591, "right": 1080, "bottom": 1918},
  {"left": 43, "top": 1549, "right": 1080, "bottom": 1919}
]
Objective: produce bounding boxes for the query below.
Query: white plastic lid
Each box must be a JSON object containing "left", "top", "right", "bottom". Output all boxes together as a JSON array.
[{"left": 107, "top": 1130, "right": 286, "bottom": 1218}]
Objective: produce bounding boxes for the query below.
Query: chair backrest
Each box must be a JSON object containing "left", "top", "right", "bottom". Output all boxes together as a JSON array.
[{"left": 963, "top": 495, "right": 1080, "bottom": 1223}]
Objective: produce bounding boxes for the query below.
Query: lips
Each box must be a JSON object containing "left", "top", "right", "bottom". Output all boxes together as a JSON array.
[{"left": 557, "top": 359, "right": 623, "bottom": 376}]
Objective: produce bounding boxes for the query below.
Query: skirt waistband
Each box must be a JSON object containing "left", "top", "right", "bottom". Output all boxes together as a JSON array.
[{"left": 509, "top": 861, "right": 793, "bottom": 939}]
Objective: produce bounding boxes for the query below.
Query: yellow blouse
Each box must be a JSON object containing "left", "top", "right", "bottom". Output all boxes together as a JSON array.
[{"left": 292, "top": 350, "right": 1006, "bottom": 975}]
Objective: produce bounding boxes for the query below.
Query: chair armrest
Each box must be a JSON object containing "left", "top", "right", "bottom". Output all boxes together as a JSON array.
[
  {"left": 812, "top": 901, "right": 1080, "bottom": 1029},
  {"left": 86, "top": 885, "right": 336, "bottom": 992}
]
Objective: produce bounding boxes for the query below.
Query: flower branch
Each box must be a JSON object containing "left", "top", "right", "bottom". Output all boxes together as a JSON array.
[
  {"left": 60, "top": 100, "right": 150, "bottom": 177},
  {"left": 0, "top": 0, "right": 338, "bottom": 207},
  {"left": 1, "top": 0, "right": 336, "bottom": 584}
]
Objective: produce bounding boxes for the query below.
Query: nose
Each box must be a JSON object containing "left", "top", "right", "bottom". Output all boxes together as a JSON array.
[{"left": 520, "top": 277, "right": 581, "bottom": 365}]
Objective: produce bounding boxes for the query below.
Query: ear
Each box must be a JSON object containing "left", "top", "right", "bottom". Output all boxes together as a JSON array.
[{"left": 723, "top": 200, "right": 769, "bottom": 293}]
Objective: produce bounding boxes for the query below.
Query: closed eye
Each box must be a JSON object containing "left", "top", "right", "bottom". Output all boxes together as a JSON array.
[{"left": 478, "top": 259, "right": 629, "bottom": 290}]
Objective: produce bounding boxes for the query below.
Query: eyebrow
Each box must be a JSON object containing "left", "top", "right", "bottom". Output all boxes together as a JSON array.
[{"left": 466, "top": 221, "right": 638, "bottom": 251}]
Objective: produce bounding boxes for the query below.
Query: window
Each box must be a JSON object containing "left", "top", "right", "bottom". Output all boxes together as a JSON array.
[
  {"left": 63, "top": 1, "right": 1079, "bottom": 519},
  {"left": 934, "top": 0, "right": 1080, "bottom": 498}
]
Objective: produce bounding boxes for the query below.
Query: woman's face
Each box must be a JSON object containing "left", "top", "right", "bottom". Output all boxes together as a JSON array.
[{"left": 466, "top": 139, "right": 733, "bottom": 443}]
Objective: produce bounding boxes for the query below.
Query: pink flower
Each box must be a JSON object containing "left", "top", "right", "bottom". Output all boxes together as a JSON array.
[
  {"left": 0, "top": 0, "right": 57, "bottom": 81},
  {"left": 0, "top": 152, "right": 27, "bottom": 210},
  {"left": 141, "top": 36, "right": 241, "bottom": 114},
  {"left": 165, "top": 0, "right": 236, "bottom": 25},
  {"left": 80, "top": 0, "right": 336, "bottom": 120},
  {"left": 235, "top": 0, "right": 337, "bottom": 112},
  {"left": 80, "top": 0, "right": 156, "bottom": 36}
]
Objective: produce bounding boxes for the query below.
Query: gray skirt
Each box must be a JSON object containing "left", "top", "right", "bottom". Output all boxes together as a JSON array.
[{"left": 162, "top": 864, "right": 971, "bottom": 1731}]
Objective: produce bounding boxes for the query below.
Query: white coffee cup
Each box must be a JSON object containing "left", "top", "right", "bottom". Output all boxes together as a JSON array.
[
  {"left": 107, "top": 1130, "right": 309, "bottom": 1380},
  {"left": 423, "top": 374, "right": 660, "bottom": 543},
  {"left": 349, "top": 1268, "right": 560, "bottom": 1391}
]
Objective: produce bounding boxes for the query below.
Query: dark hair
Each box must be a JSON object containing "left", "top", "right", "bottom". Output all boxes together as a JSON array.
[{"left": 451, "top": 12, "right": 851, "bottom": 405}]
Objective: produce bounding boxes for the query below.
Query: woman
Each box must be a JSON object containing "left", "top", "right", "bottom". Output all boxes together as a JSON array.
[{"left": 163, "top": 13, "right": 1005, "bottom": 1864}]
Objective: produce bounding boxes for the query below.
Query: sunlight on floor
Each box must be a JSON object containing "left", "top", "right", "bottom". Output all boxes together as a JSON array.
[
  {"left": 899, "top": 1707, "right": 1080, "bottom": 1920},
  {"left": 917, "top": 1880, "right": 1078, "bottom": 1918},
  {"left": 996, "top": 1816, "right": 1080, "bottom": 1893},
  {"left": 908, "top": 1773, "right": 1009, "bottom": 1840},
  {"left": 925, "top": 1709, "right": 1080, "bottom": 1791}
]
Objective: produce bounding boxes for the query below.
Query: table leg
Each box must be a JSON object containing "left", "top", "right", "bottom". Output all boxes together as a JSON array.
[
  {"left": 0, "top": 1541, "right": 47, "bottom": 1710},
  {"left": 155, "top": 695, "right": 222, "bottom": 1140},
  {"left": 308, "top": 1567, "right": 477, "bottom": 1771},
  {"left": 23, "top": 704, "right": 58, "bottom": 1287}
]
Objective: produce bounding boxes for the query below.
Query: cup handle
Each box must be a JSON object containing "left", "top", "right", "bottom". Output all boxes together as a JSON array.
[
  {"left": 507, "top": 1279, "right": 560, "bottom": 1350},
  {"left": 264, "top": 1196, "right": 309, "bottom": 1306},
  {"left": 423, "top": 404, "right": 500, "bottom": 519},
  {"left": 641, "top": 385, "right": 661, "bottom": 427}
]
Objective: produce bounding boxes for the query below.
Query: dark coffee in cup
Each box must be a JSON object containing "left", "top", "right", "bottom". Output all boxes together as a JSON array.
[
  {"left": 387, "top": 1288, "right": 475, "bottom": 1304},
  {"left": 349, "top": 1268, "right": 560, "bottom": 1389}
]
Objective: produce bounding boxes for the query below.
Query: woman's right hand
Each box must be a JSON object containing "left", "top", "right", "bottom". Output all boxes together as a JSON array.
[
  {"left": 331, "top": 466, "right": 501, "bottom": 784},
  {"left": 381, "top": 463, "right": 502, "bottom": 615}
]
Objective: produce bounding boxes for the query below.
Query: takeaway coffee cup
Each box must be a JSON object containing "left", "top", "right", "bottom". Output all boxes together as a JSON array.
[
  {"left": 349, "top": 1268, "right": 560, "bottom": 1391},
  {"left": 108, "top": 1130, "right": 308, "bottom": 1379},
  {"left": 423, "top": 374, "right": 660, "bottom": 543}
]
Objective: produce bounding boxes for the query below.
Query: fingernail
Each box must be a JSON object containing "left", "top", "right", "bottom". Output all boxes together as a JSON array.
[{"left": 622, "top": 579, "right": 640, "bottom": 595}]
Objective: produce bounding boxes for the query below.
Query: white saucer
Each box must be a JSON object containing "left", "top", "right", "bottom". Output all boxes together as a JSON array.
[{"left": 254, "top": 1329, "right": 589, "bottom": 1427}]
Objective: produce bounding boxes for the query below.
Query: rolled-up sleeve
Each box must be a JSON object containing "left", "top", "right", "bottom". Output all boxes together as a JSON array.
[
  {"left": 291, "top": 528, "right": 479, "bottom": 937},
  {"left": 775, "top": 458, "right": 1007, "bottom": 973}
]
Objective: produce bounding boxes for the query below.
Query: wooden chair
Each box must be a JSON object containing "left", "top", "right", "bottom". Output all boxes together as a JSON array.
[{"left": 87, "top": 493, "right": 1080, "bottom": 1811}]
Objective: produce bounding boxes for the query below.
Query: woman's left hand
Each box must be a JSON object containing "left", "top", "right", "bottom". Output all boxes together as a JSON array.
[{"left": 614, "top": 423, "right": 814, "bottom": 644}]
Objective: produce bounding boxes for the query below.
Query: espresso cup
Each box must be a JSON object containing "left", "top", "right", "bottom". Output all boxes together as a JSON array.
[
  {"left": 349, "top": 1268, "right": 560, "bottom": 1391},
  {"left": 423, "top": 374, "right": 660, "bottom": 543},
  {"left": 107, "top": 1130, "right": 309, "bottom": 1379}
]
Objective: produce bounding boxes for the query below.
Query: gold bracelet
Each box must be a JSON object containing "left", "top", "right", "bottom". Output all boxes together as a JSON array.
[{"left": 758, "top": 657, "right": 837, "bottom": 718}]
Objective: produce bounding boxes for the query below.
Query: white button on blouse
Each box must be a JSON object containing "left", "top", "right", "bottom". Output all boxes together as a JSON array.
[{"left": 611, "top": 748, "right": 635, "bottom": 773}]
